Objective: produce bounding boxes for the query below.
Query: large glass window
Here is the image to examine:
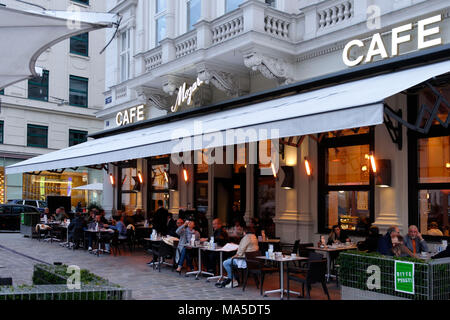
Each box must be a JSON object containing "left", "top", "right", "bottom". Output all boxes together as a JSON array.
[
  {"left": 70, "top": 32, "right": 89, "bottom": 56},
  {"left": 120, "top": 30, "right": 131, "bottom": 82},
  {"left": 187, "top": 0, "right": 201, "bottom": 31},
  {"left": 27, "top": 124, "right": 48, "bottom": 148},
  {"left": 417, "top": 135, "right": 450, "bottom": 237},
  {"left": 156, "top": 0, "right": 166, "bottom": 13},
  {"left": 409, "top": 83, "right": 450, "bottom": 239},
  {"left": 156, "top": 17, "right": 166, "bottom": 44},
  {"left": 226, "top": 0, "right": 242, "bottom": 12},
  {"left": 318, "top": 128, "right": 374, "bottom": 234},
  {"left": 118, "top": 160, "right": 140, "bottom": 214},
  {"left": 28, "top": 70, "right": 49, "bottom": 101},
  {"left": 148, "top": 156, "right": 170, "bottom": 214},
  {"left": 69, "top": 76, "right": 88, "bottom": 108},
  {"left": 194, "top": 150, "right": 208, "bottom": 215}
]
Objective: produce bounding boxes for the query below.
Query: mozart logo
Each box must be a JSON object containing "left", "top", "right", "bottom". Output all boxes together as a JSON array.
[{"left": 171, "top": 78, "right": 204, "bottom": 113}]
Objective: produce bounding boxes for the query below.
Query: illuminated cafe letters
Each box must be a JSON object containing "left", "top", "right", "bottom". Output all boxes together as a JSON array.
[
  {"left": 116, "top": 105, "right": 145, "bottom": 126},
  {"left": 171, "top": 77, "right": 204, "bottom": 113},
  {"left": 343, "top": 14, "right": 442, "bottom": 67}
]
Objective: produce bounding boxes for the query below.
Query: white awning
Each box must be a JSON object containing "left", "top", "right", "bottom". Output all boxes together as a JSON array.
[
  {"left": 6, "top": 60, "right": 450, "bottom": 174},
  {"left": 0, "top": 6, "right": 117, "bottom": 89},
  {"left": 73, "top": 183, "right": 103, "bottom": 191}
]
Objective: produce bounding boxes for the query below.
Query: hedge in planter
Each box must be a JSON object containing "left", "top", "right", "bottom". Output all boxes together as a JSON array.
[
  {"left": 337, "top": 251, "right": 442, "bottom": 300},
  {"left": 32, "top": 264, "right": 116, "bottom": 287}
]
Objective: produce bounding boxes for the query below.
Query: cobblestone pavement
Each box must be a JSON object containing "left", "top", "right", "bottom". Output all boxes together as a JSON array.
[{"left": 0, "top": 234, "right": 341, "bottom": 300}]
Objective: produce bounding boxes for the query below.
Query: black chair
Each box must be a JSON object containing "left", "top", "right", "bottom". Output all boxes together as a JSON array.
[
  {"left": 126, "top": 228, "right": 136, "bottom": 252},
  {"left": 286, "top": 252, "right": 330, "bottom": 300},
  {"left": 152, "top": 241, "right": 177, "bottom": 272},
  {"left": 230, "top": 251, "right": 276, "bottom": 293}
]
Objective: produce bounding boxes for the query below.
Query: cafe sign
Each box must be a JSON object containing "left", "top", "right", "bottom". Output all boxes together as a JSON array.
[
  {"left": 394, "top": 261, "right": 414, "bottom": 294},
  {"left": 115, "top": 105, "right": 145, "bottom": 127},
  {"left": 170, "top": 77, "right": 204, "bottom": 113},
  {"left": 343, "top": 14, "right": 442, "bottom": 67}
]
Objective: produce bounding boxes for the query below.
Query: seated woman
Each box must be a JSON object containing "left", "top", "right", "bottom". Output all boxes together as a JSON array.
[
  {"left": 357, "top": 226, "right": 381, "bottom": 252},
  {"left": 327, "top": 225, "right": 350, "bottom": 245},
  {"left": 175, "top": 220, "right": 200, "bottom": 273},
  {"left": 221, "top": 226, "right": 259, "bottom": 288},
  {"left": 392, "top": 235, "right": 416, "bottom": 258}
]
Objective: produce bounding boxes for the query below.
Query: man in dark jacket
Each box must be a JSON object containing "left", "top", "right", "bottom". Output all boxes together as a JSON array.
[
  {"left": 153, "top": 200, "right": 169, "bottom": 236},
  {"left": 68, "top": 212, "right": 86, "bottom": 249},
  {"left": 377, "top": 225, "right": 400, "bottom": 256},
  {"left": 203, "top": 219, "right": 229, "bottom": 274}
]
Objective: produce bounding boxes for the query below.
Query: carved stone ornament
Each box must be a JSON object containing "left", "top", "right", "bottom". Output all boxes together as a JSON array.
[
  {"left": 135, "top": 86, "right": 173, "bottom": 112},
  {"left": 243, "top": 52, "right": 294, "bottom": 84},
  {"left": 197, "top": 66, "right": 238, "bottom": 97}
]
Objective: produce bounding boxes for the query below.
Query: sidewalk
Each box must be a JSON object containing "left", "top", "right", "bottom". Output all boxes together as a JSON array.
[{"left": 0, "top": 234, "right": 340, "bottom": 300}]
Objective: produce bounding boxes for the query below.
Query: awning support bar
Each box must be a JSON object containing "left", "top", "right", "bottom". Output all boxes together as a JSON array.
[{"left": 383, "top": 104, "right": 403, "bottom": 151}]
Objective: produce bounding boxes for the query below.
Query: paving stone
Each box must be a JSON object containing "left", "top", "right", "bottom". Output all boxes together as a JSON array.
[{"left": 0, "top": 234, "right": 340, "bottom": 300}]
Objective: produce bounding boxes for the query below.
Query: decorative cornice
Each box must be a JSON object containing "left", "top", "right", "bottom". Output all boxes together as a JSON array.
[{"left": 296, "top": 42, "right": 346, "bottom": 62}]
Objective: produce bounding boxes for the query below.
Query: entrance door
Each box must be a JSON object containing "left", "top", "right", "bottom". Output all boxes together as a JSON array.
[{"left": 214, "top": 178, "right": 233, "bottom": 226}]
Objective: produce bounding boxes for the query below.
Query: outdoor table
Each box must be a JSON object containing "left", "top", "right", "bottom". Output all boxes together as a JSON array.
[
  {"left": 256, "top": 255, "right": 308, "bottom": 300},
  {"left": 85, "top": 229, "right": 114, "bottom": 256},
  {"left": 306, "top": 244, "right": 357, "bottom": 282},
  {"left": 44, "top": 222, "right": 62, "bottom": 243},
  {"left": 201, "top": 245, "right": 238, "bottom": 283},
  {"left": 185, "top": 243, "right": 215, "bottom": 280}
]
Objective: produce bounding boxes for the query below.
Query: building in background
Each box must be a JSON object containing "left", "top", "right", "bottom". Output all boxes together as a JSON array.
[{"left": 0, "top": 0, "right": 106, "bottom": 208}]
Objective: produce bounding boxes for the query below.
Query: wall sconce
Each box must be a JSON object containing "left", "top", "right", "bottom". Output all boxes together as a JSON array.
[
  {"left": 369, "top": 153, "right": 377, "bottom": 173},
  {"left": 183, "top": 168, "right": 189, "bottom": 183},
  {"left": 375, "top": 159, "right": 391, "bottom": 188},
  {"left": 304, "top": 157, "right": 312, "bottom": 177},
  {"left": 169, "top": 174, "right": 178, "bottom": 191},
  {"left": 109, "top": 173, "right": 115, "bottom": 185},
  {"left": 281, "top": 166, "right": 294, "bottom": 189},
  {"left": 138, "top": 171, "right": 144, "bottom": 184}
]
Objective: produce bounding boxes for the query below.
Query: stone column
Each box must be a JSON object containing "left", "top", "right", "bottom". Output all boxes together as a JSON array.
[{"left": 241, "top": 0, "right": 267, "bottom": 34}]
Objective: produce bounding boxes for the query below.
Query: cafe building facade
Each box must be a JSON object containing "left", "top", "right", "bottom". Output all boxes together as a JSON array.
[{"left": 7, "top": 0, "right": 450, "bottom": 245}]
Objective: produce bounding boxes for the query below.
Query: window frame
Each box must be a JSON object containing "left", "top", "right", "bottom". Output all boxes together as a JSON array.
[
  {"left": 0, "top": 120, "right": 4, "bottom": 144},
  {"left": 146, "top": 156, "right": 170, "bottom": 215},
  {"left": 119, "top": 29, "right": 131, "bottom": 82},
  {"left": 28, "top": 70, "right": 49, "bottom": 102},
  {"left": 407, "top": 92, "right": 450, "bottom": 241},
  {"left": 69, "top": 75, "right": 89, "bottom": 108},
  {"left": 317, "top": 128, "right": 375, "bottom": 235},
  {"left": 69, "top": 129, "right": 88, "bottom": 147},
  {"left": 71, "top": 0, "right": 89, "bottom": 6},
  {"left": 27, "top": 124, "right": 48, "bottom": 148},
  {"left": 70, "top": 32, "right": 89, "bottom": 57}
]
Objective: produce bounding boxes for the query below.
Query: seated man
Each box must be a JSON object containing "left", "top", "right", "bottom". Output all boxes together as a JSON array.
[
  {"left": 202, "top": 218, "right": 229, "bottom": 274},
  {"left": 110, "top": 215, "right": 127, "bottom": 240},
  {"left": 87, "top": 213, "right": 113, "bottom": 254},
  {"left": 221, "top": 226, "right": 259, "bottom": 288},
  {"left": 68, "top": 212, "right": 86, "bottom": 249},
  {"left": 403, "top": 225, "right": 429, "bottom": 255},
  {"left": 377, "top": 225, "right": 400, "bottom": 256}
]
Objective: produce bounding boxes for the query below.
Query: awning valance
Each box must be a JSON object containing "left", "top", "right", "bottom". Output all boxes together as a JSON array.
[
  {"left": 6, "top": 59, "right": 450, "bottom": 174},
  {"left": 0, "top": 6, "right": 117, "bottom": 89}
]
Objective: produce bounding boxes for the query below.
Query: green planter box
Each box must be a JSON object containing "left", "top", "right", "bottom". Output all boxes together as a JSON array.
[{"left": 338, "top": 252, "right": 450, "bottom": 300}]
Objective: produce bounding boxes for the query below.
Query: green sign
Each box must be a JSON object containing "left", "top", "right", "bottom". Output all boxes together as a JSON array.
[
  {"left": 395, "top": 261, "right": 414, "bottom": 294},
  {"left": 20, "top": 213, "right": 24, "bottom": 225}
]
